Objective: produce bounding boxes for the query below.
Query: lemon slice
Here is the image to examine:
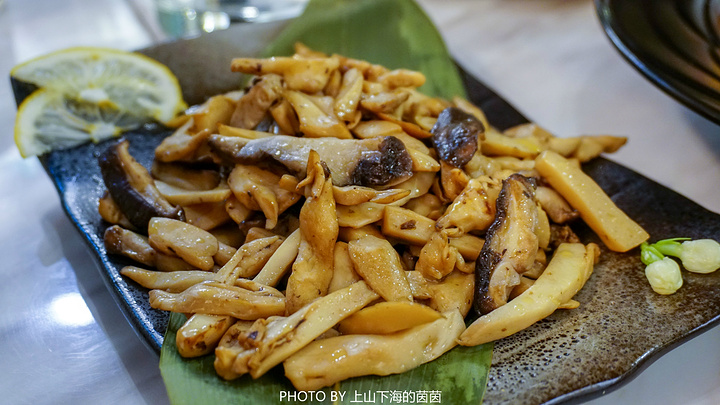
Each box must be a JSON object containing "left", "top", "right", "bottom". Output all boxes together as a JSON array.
[
  {"left": 12, "top": 47, "right": 187, "bottom": 157},
  {"left": 15, "top": 89, "right": 147, "bottom": 157}
]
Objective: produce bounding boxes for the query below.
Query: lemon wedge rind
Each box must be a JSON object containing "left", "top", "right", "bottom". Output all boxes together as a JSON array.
[{"left": 12, "top": 47, "right": 187, "bottom": 158}]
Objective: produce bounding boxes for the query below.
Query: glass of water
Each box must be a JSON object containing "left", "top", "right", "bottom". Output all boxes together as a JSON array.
[{"left": 155, "top": 0, "right": 308, "bottom": 38}]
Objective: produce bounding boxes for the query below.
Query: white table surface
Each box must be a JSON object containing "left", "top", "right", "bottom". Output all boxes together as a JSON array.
[{"left": 1, "top": 0, "right": 718, "bottom": 404}]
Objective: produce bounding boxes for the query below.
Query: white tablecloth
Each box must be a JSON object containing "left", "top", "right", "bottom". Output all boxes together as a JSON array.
[{"left": 1, "top": 0, "right": 718, "bottom": 404}]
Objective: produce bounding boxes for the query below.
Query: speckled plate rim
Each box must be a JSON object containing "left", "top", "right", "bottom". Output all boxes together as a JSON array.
[
  {"left": 38, "top": 130, "right": 171, "bottom": 353},
  {"left": 544, "top": 320, "right": 720, "bottom": 405},
  {"left": 17, "top": 20, "right": 720, "bottom": 405}
]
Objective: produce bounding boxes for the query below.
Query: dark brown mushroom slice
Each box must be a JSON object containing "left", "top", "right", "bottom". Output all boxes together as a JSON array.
[
  {"left": 99, "top": 139, "right": 183, "bottom": 230},
  {"left": 350, "top": 136, "right": 413, "bottom": 187},
  {"left": 431, "top": 107, "right": 484, "bottom": 168},
  {"left": 475, "top": 174, "right": 539, "bottom": 315},
  {"left": 208, "top": 134, "right": 413, "bottom": 187}
]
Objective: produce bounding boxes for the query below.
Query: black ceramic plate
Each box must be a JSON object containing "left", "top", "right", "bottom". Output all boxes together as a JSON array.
[
  {"left": 596, "top": 0, "right": 720, "bottom": 125},
  {"left": 19, "top": 22, "right": 720, "bottom": 405}
]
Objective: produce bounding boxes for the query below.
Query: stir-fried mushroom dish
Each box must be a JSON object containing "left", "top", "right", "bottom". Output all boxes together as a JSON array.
[{"left": 97, "top": 45, "right": 648, "bottom": 390}]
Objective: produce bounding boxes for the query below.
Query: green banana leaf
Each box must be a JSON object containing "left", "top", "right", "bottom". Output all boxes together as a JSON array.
[
  {"left": 262, "top": 0, "right": 466, "bottom": 99},
  {"left": 161, "top": 313, "right": 492, "bottom": 405},
  {"left": 160, "top": 0, "right": 491, "bottom": 403}
]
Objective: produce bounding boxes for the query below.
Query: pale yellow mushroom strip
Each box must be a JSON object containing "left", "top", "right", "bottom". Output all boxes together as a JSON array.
[
  {"left": 285, "top": 151, "right": 339, "bottom": 314},
  {"left": 149, "top": 281, "right": 285, "bottom": 320},
  {"left": 121, "top": 266, "right": 215, "bottom": 292},
  {"left": 177, "top": 313, "right": 234, "bottom": 358},
  {"left": 284, "top": 310, "right": 464, "bottom": 391},
  {"left": 214, "top": 236, "right": 280, "bottom": 285},
  {"left": 458, "top": 243, "right": 597, "bottom": 346},
  {"left": 237, "top": 281, "right": 379, "bottom": 379},
  {"left": 253, "top": 229, "right": 301, "bottom": 287},
  {"left": 382, "top": 206, "right": 484, "bottom": 260},
  {"left": 535, "top": 150, "right": 648, "bottom": 252}
]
